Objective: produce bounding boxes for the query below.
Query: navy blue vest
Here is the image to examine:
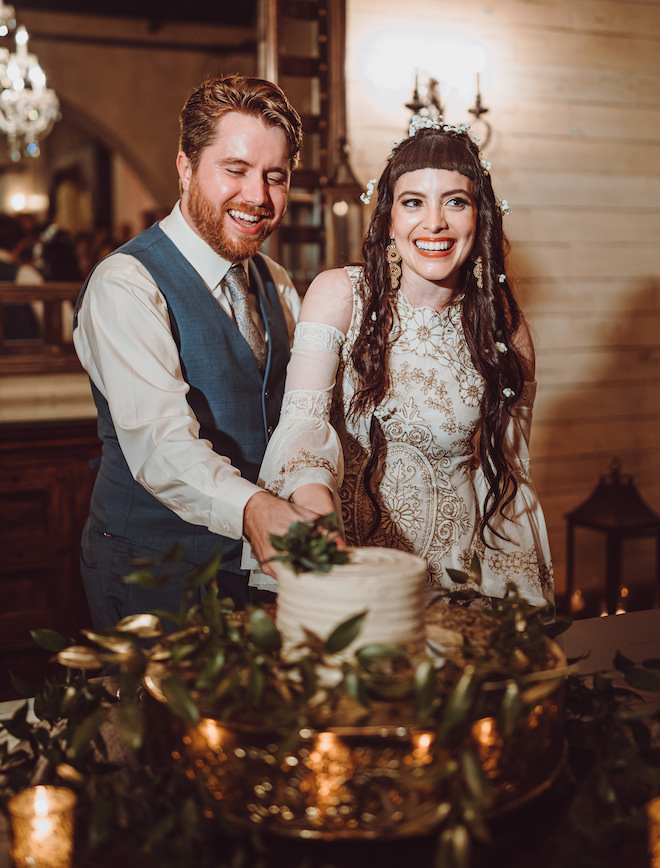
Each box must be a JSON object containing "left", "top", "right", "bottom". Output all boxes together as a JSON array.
[{"left": 75, "top": 224, "right": 291, "bottom": 574}]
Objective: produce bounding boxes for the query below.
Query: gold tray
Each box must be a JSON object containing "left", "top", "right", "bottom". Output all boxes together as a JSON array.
[{"left": 144, "top": 670, "right": 565, "bottom": 840}]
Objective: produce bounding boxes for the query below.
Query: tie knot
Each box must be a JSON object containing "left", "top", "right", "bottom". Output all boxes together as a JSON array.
[{"left": 224, "top": 264, "right": 248, "bottom": 297}]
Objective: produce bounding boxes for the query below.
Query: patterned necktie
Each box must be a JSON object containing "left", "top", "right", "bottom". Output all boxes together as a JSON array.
[{"left": 223, "top": 264, "right": 267, "bottom": 372}]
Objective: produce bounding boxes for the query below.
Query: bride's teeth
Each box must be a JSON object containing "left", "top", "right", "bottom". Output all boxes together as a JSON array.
[{"left": 416, "top": 239, "right": 451, "bottom": 251}]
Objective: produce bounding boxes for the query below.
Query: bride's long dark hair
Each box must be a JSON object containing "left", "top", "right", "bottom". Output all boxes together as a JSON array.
[{"left": 349, "top": 125, "right": 525, "bottom": 543}]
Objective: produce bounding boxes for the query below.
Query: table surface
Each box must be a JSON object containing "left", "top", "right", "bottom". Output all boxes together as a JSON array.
[{"left": 2, "top": 609, "right": 659, "bottom": 867}]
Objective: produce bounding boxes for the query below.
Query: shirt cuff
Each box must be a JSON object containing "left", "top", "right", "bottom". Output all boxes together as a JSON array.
[{"left": 210, "top": 475, "right": 263, "bottom": 539}]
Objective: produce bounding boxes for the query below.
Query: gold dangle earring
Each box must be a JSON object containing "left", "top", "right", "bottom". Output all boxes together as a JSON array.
[
  {"left": 473, "top": 256, "right": 484, "bottom": 290},
  {"left": 386, "top": 240, "right": 402, "bottom": 291}
]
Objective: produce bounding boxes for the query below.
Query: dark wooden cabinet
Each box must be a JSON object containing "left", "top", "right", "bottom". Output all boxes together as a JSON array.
[{"left": 0, "top": 418, "right": 100, "bottom": 699}]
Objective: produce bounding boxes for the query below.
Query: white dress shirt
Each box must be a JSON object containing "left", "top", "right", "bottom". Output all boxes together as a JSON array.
[{"left": 73, "top": 202, "right": 301, "bottom": 541}]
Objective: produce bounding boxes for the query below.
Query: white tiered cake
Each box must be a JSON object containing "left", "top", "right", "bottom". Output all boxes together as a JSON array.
[{"left": 274, "top": 546, "right": 428, "bottom": 660}]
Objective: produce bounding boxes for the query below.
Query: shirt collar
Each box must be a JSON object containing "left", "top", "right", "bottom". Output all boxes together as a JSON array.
[{"left": 159, "top": 201, "right": 248, "bottom": 289}]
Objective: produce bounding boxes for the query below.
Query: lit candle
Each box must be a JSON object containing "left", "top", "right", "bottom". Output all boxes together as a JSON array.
[
  {"left": 648, "top": 796, "right": 660, "bottom": 867},
  {"left": 9, "top": 786, "right": 77, "bottom": 868}
]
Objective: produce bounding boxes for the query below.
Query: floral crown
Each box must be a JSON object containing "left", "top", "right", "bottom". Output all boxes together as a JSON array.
[{"left": 360, "top": 113, "right": 510, "bottom": 216}]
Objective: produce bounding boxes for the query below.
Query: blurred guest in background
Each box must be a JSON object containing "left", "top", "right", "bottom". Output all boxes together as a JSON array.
[{"left": 0, "top": 213, "right": 43, "bottom": 340}]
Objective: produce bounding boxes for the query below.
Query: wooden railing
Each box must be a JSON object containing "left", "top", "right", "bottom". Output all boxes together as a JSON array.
[{"left": 0, "top": 282, "right": 83, "bottom": 375}]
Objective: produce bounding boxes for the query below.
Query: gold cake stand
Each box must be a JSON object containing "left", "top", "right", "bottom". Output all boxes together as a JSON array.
[{"left": 144, "top": 660, "right": 565, "bottom": 840}]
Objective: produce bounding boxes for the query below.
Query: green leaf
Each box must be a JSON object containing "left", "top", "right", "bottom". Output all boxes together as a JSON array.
[
  {"left": 440, "top": 665, "right": 477, "bottom": 735},
  {"left": 356, "top": 643, "right": 408, "bottom": 668},
  {"left": 344, "top": 669, "right": 367, "bottom": 705},
  {"left": 161, "top": 542, "right": 183, "bottom": 563},
  {"left": 196, "top": 650, "right": 226, "bottom": 690},
  {"left": 468, "top": 552, "right": 482, "bottom": 585},
  {"left": 9, "top": 670, "right": 36, "bottom": 697},
  {"left": 161, "top": 676, "right": 199, "bottom": 725},
  {"left": 123, "top": 568, "right": 168, "bottom": 589},
  {"left": 113, "top": 613, "right": 164, "bottom": 637},
  {"left": 66, "top": 707, "right": 109, "bottom": 760},
  {"left": 624, "top": 667, "right": 660, "bottom": 693},
  {"left": 0, "top": 702, "right": 31, "bottom": 740},
  {"left": 446, "top": 568, "right": 469, "bottom": 584},
  {"left": 500, "top": 680, "right": 523, "bottom": 736},
  {"left": 324, "top": 611, "right": 367, "bottom": 655},
  {"left": 56, "top": 646, "right": 105, "bottom": 671},
  {"left": 642, "top": 658, "right": 660, "bottom": 670},
  {"left": 249, "top": 608, "right": 282, "bottom": 651},
  {"left": 87, "top": 794, "right": 115, "bottom": 849},
  {"left": 613, "top": 649, "right": 635, "bottom": 672},
  {"left": 30, "top": 628, "right": 69, "bottom": 652},
  {"left": 415, "top": 659, "right": 437, "bottom": 720},
  {"left": 187, "top": 552, "right": 222, "bottom": 588},
  {"left": 462, "top": 747, "right": 493, "bottom": 808},
  {"left": 116, "top": 699, "right": 145, "bottom": 750},
  {"left": 247, "top": 662, "right": 265, "bottom": 705}
]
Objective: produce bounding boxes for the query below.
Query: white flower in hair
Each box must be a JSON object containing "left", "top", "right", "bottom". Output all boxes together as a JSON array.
[
  {"left": 360, "top": 178, "right": 378, "bottom": 205},
  {"left": 498, "top": 199, "right": 512, "bottom": 216}
]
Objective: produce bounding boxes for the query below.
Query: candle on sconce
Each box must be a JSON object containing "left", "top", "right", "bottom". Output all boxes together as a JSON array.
[{"left": 9, "top": 785, "right": 77, "bottom": 868}]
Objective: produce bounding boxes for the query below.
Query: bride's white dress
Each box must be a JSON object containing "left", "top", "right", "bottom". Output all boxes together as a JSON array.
[{"left": 249, "top": 266, "right": 553, "bottom": 606}]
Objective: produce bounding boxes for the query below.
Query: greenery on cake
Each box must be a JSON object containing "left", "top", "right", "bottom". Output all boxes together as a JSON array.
[
  {"left": 268, "top": 511, "right": 350, "bottom": 573},
  {"left": 1, "top": 540, "right": 660, "bottom": 867}
]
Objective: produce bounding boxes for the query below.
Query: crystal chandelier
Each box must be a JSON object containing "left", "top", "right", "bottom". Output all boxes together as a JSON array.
[{"left": 0, "top": 0, "right": 59, "bottom": 160}]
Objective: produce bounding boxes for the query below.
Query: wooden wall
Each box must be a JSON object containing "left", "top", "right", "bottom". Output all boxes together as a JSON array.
[{"left": 346, "top": 0, "right": 660, "bottom": 607}]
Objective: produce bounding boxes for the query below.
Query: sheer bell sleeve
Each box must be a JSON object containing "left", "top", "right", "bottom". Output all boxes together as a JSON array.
[
  {"left": 259, "top": 320, "right": 346, "bottom": 503},
  {"left": 243, "top": 321, "right": 346, "bottom": 586}
]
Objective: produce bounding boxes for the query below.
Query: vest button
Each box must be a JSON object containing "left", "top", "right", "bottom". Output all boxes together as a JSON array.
[
  {"left": 267, "top": 425, "right": 274, "bottom": 436},
  {"left": 264, "top": 389, "right": 270, "bottom": 399}
]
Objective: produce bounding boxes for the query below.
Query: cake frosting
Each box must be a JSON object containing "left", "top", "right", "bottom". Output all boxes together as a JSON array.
[{"left": 274, "top": 546, "right": 428, "bottom": 660}]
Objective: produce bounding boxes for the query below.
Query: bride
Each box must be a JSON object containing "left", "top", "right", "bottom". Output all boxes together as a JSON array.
[{"left": 246, "top": 116, "right": 553, "bottom": 607}]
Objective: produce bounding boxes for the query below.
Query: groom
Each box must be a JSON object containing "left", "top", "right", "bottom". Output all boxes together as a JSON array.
[{"left": 74, "top": 76, "right": 319, "bottom": 627}]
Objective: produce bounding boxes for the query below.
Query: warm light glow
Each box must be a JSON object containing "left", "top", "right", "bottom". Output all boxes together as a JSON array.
[
  {"left": 332, "top": 200, "right": 349, "bottom": 217},
  {"left": 473, "top": 717, "right": 496, "bottom": 746},
  {"left": 357, "top": 29, "right": 490, "bottom": 120},
  {"left": 471, "top": 45, "right": 487, "bottom": 74},
  {"left": 199, "top": 718, "right": 224, "bottom": 749},
  {"left": 316, "top": 731, "right": 338, "bottom": 753},
  {"left": 649, "top": 797, "right": 660, "bottom": 866},
  {"left": 9, "top": 786, "right": 76, "bottom": 868},
  {"left": 10, "top": 192, "right": 26, "bottom": 210}
]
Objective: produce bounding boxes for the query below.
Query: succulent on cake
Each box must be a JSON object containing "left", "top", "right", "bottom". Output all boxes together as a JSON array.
[{"left": 268, "top": 511, "right": 350, "bottom": 574}]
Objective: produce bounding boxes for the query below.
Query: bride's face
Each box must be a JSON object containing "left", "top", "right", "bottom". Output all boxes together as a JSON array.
[{"left": 389, "top": 167, "right": 477, "bottom": 290}]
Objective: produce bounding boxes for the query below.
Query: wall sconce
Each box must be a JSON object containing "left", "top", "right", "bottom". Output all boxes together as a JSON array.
[
  {"left": 404, "top": 44, "right": 492, "bottom": 148},
  {"left": 467, "top": 46, "right": 491, "bottom": 148}
]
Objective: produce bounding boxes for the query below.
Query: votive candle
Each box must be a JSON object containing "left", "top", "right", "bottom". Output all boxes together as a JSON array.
[
  {"left": 9, "top": 785, "right": 77, "bottom": 868},
  {"left": 648, "top": 796, "right": 660, "bottom": 867}
]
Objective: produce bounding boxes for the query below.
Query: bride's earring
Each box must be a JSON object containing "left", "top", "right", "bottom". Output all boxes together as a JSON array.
[{"left": 386, "top": 240, "right": 402, "bottom": 291}]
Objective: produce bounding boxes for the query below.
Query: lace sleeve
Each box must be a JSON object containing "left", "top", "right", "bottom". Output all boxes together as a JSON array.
[
  {"left": 258, "top": 321, "right": 346, "bottom": 501},
  {"left": 506, "top": 380, "right": 537, "bottom": 480}
]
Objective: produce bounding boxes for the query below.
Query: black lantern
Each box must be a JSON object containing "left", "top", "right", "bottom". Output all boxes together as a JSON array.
[
  {"left": 565, "top": 459, "right": 660, "bottom": 615},
  {"left": 323, "top": 137, "right": 368, "bottom": 269}
]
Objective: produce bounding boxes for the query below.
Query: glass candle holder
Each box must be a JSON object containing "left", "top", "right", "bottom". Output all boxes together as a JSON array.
[{"left": 9, "top": 785, "right": 77, "bottom": 868}]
